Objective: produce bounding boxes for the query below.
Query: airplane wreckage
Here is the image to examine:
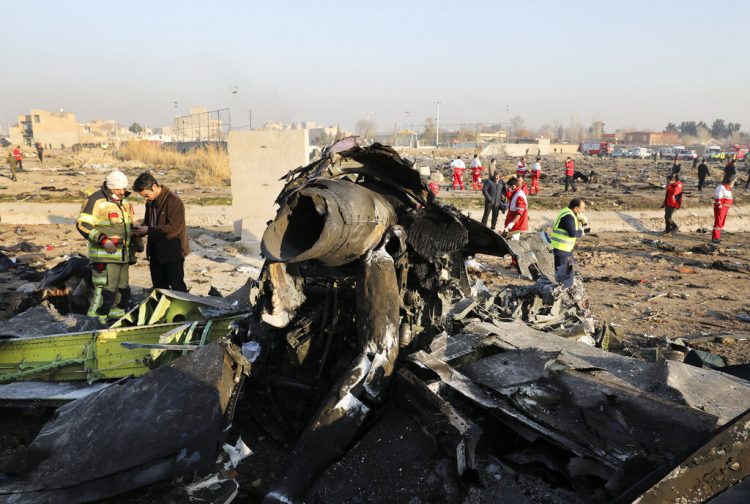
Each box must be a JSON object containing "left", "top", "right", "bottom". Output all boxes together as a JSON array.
[{"left": 0, "top": 139, "right": 750, "bottom": 503}]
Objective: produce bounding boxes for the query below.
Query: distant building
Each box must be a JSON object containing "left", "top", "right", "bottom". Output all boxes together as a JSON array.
[
  {"left": 172, "top": 107, "right": 225, "bottom": 142},
  {"left": 9, "top": 109, "right": 80, "bottom": 148},
  {"left": 623, "top": 131, "right": 679, "bottom": 145}
]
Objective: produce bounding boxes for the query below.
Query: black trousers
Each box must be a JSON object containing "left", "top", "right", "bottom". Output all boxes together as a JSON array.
[
  {"left": 481, "top": 202, "right": 501, "bottom": 229},
  {"left": 149, "top": 257, "right": 187, "bottom": 292},
  {"left": 698, "top": 175, "right": 706, "bottom": 191},
  {"left": 564, "top": 175, "right": 576, "bottom": 192},
  {"left": 664, "top": 206, "right": 678, "bottom": 232}
]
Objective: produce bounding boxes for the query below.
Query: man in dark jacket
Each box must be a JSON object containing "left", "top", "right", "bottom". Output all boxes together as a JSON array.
[
  {"left": 132, "top": 172, "right": 189, "bottom": 292},
  {"left": 481, "top": 172, "right": 506, "bottom": 230},
  {"left": 697, "top": 158, "right": 709, "bottom": 191}
]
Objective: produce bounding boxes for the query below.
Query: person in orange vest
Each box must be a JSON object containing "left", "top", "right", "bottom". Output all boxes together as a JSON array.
[
  {"left": 516, "top": 157, "right": 527, "bottom": 179},
  {"left": 662, "top": 174, "right": 683, "bottom": 234},
  {"left": 712, "top": 175, "right": 735, "bottom": 244},
  {"left": 470, "top": 154, "right": 483, "bottom": 190},
  {"left": 564, "top": 156, "right": 576, "bottom": 192},
  {"left": 529, "top": 157, "right": 542, "bottom": 195},
  {"left": 12, "top": 146, "right": 23, "bottom": 172},
  {"left": 502, "top": 177, "right": 529, "bottom": 240},
  {"left": 451, "top": 155, "right": 466, "bottom": 190}
]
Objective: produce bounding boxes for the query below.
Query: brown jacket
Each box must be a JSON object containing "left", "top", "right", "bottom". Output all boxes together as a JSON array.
[{"left": 143, "top": 186, "right": 189, "bottom": 264}]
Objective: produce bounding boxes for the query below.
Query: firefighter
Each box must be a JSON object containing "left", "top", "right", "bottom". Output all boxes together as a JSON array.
[
  {"left": 76, "top": 170, "right": 137, "bottom": 323},
  {"left": 564, "top": 157, "right": 576, "bottom": 192},
  {"left": 516, "top": 157, "right": 527, "bottom": 179},
  {"left": 451, "top": 155, "right": 466, "bottom": 190},
  {"left": 502, "top": 177, "right": 528, "bottom": 241},
  {"left": 470, "top": 154, "right": 483, "bottom": 190},
  {"left": 12, "top": 146, "right": 23, "bottom": 172},
  {"left": 550, "top": 198, "right": 588, "bottom": 288},
  {"left": 662, "top": 173, "right": 683, "bottom": 234},
  {"left": 712, "top": 175, "right": 735, "bottom": 244},
  {"left": 529, "top": 157, "right": 542, "bottom": 195}
]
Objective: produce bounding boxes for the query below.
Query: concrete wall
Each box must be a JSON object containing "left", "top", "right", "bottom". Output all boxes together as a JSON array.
[
  {"left": 27, "top": 109, "right": 80, "bottom": 148},
  {"left": 228, "top": 129, "right": 309, "bottom": 252}
]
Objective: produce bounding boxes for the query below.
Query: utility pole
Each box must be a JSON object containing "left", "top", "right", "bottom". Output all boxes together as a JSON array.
[
  {"left": 231, "top": 86, "right": 238, "bottom": 130},
  {"left": 434, "top": 101, "right": 444, "bottom": 147}
]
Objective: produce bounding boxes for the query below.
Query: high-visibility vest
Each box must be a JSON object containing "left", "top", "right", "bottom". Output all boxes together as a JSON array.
[{"left": 550, "top": 207, "right": 578, "bottom": 252}]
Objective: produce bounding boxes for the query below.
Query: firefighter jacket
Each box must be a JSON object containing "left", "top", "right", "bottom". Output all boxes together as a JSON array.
[
  {"left": 76, "top": 184, "right": 134, "bottom": 264},
  {"left": 714, "top": 183, "right": 734, "bottom": 209}
]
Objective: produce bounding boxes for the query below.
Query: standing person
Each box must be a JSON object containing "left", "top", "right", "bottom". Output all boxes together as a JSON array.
[
  {"left": 12, "top": 146, "right": 23, "bottom": 172},
  {"left": 697, "top": 158, "right": 709, "bottom": 191},
  {"left": 35, "top": 142, "right": 44, "bottom": 162},
  {"left": 671, "top": 159, "right": 681, "bottom": 175},
  {"left": 470, "top": 154, "right": 484, "bottom": 191},
  {"left": 516, "top": 157, "right": 527, "bottom": 179},
  {"left": 5, "top": 151, "right": 17, "bottom": 181},
  {"left": 691, "top": 156, "right": 698, "bottom": 169},
  {"left": 550, "top": 198, "right": 588, "bottom": 288},
  {"left": 529, "top": 157, "right": 542, "bottom": 195},
  {"left": 723, "top": 158, "right": 737, "bottom": 179},
  {"left": 488, "top": 158, "right": 497, "bottom": 176},
  {"left": 502, "top": 177, "right": 528, "bottom": 240},
  {"left": 76, "top": 170, "right": 135, "bottom": 322},
  {"left": 451, "top": 156, "right": 466, "bottom": 190},
  {"left": 564, "top": 156, "right": 576, "bottom": 192},
  {"left": 481, "top": 171, "right": 506, "bottom": 230},
  {"left": 132, "top": 172, "right": 189, "bottom": 292},
  {"left": 662, "top": 174, "right": 683, "bottom": 234},
  {"left": 712, "top": 175, "right": 735, "bottom": 244}
]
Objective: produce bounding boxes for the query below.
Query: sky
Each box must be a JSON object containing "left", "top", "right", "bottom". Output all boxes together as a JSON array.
[{"left": 2, "top": 0, "right": 748, "bottom": 134}]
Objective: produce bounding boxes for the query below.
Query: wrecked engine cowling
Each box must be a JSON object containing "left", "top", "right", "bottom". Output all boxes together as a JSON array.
[{"left": 248, "top": 139, "right": 512, "bottom": 502}]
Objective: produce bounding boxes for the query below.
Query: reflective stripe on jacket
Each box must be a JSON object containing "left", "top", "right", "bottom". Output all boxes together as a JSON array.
[
  {"left": 551, "top": 207, "right": 578, "bottom": 252},
  {"left": 76, "top": 184, "right": 134, "bottom": 263}
]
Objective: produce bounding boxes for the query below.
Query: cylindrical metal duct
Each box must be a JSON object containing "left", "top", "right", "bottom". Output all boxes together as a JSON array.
[{"left": 261, "top": 179, "right": 397, "bottom": 267}]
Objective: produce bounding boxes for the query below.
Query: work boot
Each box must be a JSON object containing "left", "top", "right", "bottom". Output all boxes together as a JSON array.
[
  {"left": 712, "top": 238, "right": 721, "bottom": 244},
  {"left": 108, "top": 307, "right": 125, "bottom": 319}
]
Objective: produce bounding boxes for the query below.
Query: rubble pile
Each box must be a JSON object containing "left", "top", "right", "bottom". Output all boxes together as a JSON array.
[{"left": 0, "top": 140, "right": 749, "bottom": 503}]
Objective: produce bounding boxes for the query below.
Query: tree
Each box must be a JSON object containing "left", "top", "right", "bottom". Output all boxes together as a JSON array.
[
  {"left": 129, "top": 122, "right": 144, "bottom": 135},
  {"left": 420, "top": 117, "right": 437, "bottom": 145},
  {"left": 355, "top": 119, "right": 377, "bottom": 139},
  {"left": 710, "top": 119, "right": 727, "bottom": 138},
  {"left": 678, "top": 121, "right": 697, "bottom": 137},
  {"left": 510, "top": 115, "right": 525, "bottom": 137},
  {"left": 665, "top": 123, "right": 678, "bottom": 134}
]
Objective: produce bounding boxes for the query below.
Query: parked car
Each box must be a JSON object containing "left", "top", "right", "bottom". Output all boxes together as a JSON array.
[
  {"left": 630, "top": 147, "right": 649, "bottom": 159},
  {"left": 676, "top": 149, "right": 697, "bottom": 160},
  {"left": 659, "top": 147, "right": 676, "bottom": 159},
  {"left": 611, "top": 147, "right": 630, "bottom": 158}
]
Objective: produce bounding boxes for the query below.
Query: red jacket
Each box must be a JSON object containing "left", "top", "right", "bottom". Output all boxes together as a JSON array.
[
  {"left": 12, "top": 148, "right": 22, "bottom": 161},
  {"left": 428, "top": 181, "right": 440, "bottom": 196},
  {"left": 664, "top": 181, "right": 683, "bottom": 209},
  {"left": 564, "top": 159, "right": 575, "bottom": 176}
]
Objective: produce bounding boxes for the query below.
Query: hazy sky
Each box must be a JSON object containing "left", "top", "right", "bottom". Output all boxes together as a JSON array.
[{"left": 3, "top": 0, "right": 748, "bottom": 133}]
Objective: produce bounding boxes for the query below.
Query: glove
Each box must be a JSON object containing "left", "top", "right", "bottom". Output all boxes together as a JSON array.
[
  {"left": 578, "top": 215, "right": 588, "bottom": 226},
  {"left": 102, "top": 239, "right": 117, "bottom": 253}
]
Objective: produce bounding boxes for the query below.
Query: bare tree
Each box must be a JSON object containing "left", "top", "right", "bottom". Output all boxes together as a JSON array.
[
  {"left": 355, "top": 119, "right": 377, "bottom": 139},
  {"left": 510, "top": 115, "right": 525, "bottom": 137}
]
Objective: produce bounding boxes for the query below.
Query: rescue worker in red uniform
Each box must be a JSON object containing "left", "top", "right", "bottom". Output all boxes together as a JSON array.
[
  {"left": 712, "top": 175, "right": 735, "bottom": 244},
  {"left": 12, "top": 146, "right": 23, "bottom": 172},
  {"left": 529, "top": 157, "right": 542, "bottom": 195},
  {"left": 470, "top": 154, "right": 483, "bottom": 191},
  {"left": 502, "top": 177, "right": 528, "bottom": 241},
  {"left": 516, "top": 157, "right": 527, "bottom": 179},
  {"left": 564, "top": 157, "right": 576, "bottom": 192},
  {"left": 451, "top": 156, "right": 466, "bottom": 190},
  {"left": 662, "top": 174, "right": 683, "bottom": 234}
]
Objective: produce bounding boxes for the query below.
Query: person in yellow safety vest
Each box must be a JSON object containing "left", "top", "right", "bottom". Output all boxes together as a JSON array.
[
  {"left": 550, "top": 198, "right": 588, "bottom": 288},
  {"left": 76, "top": 170, "right": 139, "bottom": 323}
]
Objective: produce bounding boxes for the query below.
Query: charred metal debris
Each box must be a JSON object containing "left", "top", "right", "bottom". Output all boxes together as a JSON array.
[{"left": 0, "top": 140, "right": 750, "bottom": 503}]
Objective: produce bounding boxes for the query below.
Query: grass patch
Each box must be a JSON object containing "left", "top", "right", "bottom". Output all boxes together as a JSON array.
[{"left": 115, "top": 141, "right": 229, "bottom": 186}]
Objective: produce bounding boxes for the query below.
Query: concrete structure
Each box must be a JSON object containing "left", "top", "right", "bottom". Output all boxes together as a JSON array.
[
  {"left": 173, "top": 107, "right": 225, "bottom": 142},
  {"left": 9, "top": 109, "right": 80, "bottom": 148},
  {"left": 623, "top": 131, "right": 679, "bottom": 145},
  {"left": 228, "top": 129, "right": 309, "bottom": 252}
]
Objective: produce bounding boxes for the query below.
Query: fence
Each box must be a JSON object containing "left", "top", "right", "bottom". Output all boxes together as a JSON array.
[{"left": 172, "top": 108, "right": 230, "bottom": 143}]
